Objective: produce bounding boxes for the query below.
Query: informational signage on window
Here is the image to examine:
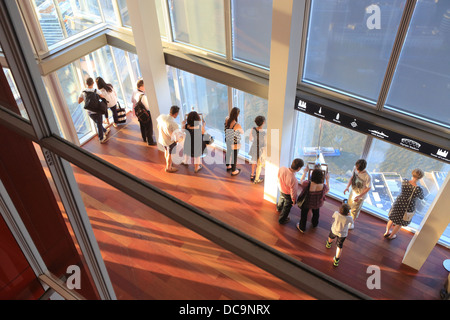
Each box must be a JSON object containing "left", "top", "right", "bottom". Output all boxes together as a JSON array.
[{"left": 295, "top": 96, "right": 449, "bottom": 163}]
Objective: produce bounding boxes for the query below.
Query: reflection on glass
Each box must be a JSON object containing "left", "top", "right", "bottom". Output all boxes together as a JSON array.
[
  {"left": 365, "top": 139, "right": 449, "bottom": 240},
  {"left": 2, "top": 68, "right": 29, "bottom": 120},
  {"left": 33, "top": 0, "right": 103, "bottom": 47},
  {"left": 385, "top": 0, "right": 450, "bottom": 127},
  {"left": 303, "top": 0, "right": 406, "bottom": 103},
  {"left": 168, "top": 0, "right": 226, "bottom": 55},
  {"left": 293, "top": 112, "right": 368, "bottom": 194},
  {"left": 231, "top": 0, "right": 273, "bottom": 68}
]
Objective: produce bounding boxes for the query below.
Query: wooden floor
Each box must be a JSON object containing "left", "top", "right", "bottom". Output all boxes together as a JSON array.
[{"left": 60, "top": 116, "right": 449, "bottom": 300}]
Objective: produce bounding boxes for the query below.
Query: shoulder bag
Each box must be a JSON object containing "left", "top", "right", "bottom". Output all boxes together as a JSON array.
[
  {"left": 402, "top": 186, "right": 417, "bottom": 222},
  {"left": 297, "top": 181, "right": 311, "bottom": 209}
]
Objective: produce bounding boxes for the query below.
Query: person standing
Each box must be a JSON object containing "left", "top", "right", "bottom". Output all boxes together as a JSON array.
[
  {"left": 384, "top": 169, "right": 425, "bottom": 240},
  {"left": 224, "top": 107, "right": 244, "bottom": 176},
  {"left": 131, "top": 80, "right": 156, "bottom": 146},
  {"left": 296, "top": 168, "right": 330, "bottom": 233},
  {"left": 343, "top": 159, "right": 372, "bottom": 230},
  {"left": 96, "top": 77, "right": 119, "bottom": 128},
  {"left": 249, "top": 116, "right": 266, "bottom": 184},
  {"left": 78, "top": 77, "right": 110, "bottom": 144},
  {"left": 326, "top": 202, "right": 353, "bottom": 267},
  {"left": 277, "top": 158, "right": 304, "bottom": 225},
  {"left": 157, "top": 106, "right": 181, "bottom": 173},
  {"left": 182, "top": 111, "right": 206, "bottom": 173}
]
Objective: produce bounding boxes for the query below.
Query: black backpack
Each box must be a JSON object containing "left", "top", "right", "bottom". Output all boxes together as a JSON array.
[
  {"left": 134, "top": 94, "right": 151, "bottom": 123},
  {"left": 83, "top": 89, "right": 108, "bottom": 115}
]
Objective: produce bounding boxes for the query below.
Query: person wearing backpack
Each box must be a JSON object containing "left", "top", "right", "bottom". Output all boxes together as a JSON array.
[
  {"left": 78, "top": 77, "right": 110, "bottom": 144},
  {"left": 131, "top": 80, "right": 156, "bottom": 146}
]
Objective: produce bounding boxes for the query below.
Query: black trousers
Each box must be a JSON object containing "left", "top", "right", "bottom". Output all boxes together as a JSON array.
[
  {"left": 299, "top": 207, "right": 320, "bottom": 231},
  {"left": 277, "top": 192, "right": 293, "bottom": 224},
  {"left": 225, "top": 143, "right": 238, "bottom": 171},
  {"left": 139, "top": 118, "right": 155, "bottom": 145}
]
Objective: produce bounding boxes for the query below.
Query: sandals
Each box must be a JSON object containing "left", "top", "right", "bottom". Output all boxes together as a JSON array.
[
  {"left": 231, "top": 169, "right": 241, "bottom": 176},
  {"left": 194, "top": 165, "right": 203, "bottom": 173},
  {"left": 388, "top": 234, "right": 397, "bottom": 240}
]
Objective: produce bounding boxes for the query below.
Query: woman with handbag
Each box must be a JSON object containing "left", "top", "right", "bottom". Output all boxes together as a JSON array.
[
  {"left": 296, "top": 167, "right": 330, "bottom": 233},
  {"left": 384, "top": 168, "right": 425, "bottom": 240}
]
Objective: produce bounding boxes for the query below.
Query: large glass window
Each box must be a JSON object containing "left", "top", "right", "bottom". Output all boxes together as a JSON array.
[
  {"left": 117, "top": 0, "right": 131, "bottom": 27},
  {"left": 231, "top": 0, "right": 273, "bottom": 68},
  {"left": 293, "top": 112, "right": 368, "bottom": 194},
  {"left": 385, "top": 0, "right": 450, "bottom": 128},
  {"left": 52, "top": 45, "right": 141, "bottom": 143},
  {"left": 303, "top": 0, "right": 406, "bottom": 103},
  {"left": 173, "top": 67, "right": 229, "bottom": 145},
  {"left": 233, "top": 89, "right": 269, "bottom": 156},
  {"left": 33, "top": 0, "right": 103, "bottom": 48},
  {"left": 365, "top": 138, "right": 450, "bottom": 243},
  {"left": 168, "top": 0, "right": 226, "bottom": 55}
]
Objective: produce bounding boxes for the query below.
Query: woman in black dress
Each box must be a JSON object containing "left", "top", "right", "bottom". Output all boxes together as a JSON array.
[
  {"left": 182, "top": 111, "right": 206, "bottom": 173},
  {"left": 384, "top": 168, "right": 425, "bottom": 240}
]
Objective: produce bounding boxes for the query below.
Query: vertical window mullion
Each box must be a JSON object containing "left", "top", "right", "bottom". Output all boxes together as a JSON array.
[
  {"left": 375, "top": 0, "right": 417, "bottom": 111},
  {"left": 224, "top": 0, "right": 233, "bottom": 62}
]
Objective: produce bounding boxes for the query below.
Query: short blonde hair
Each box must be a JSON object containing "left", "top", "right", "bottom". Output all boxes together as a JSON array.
[{"left": 412, "top": 168, "right": 424, "bottom": 179}]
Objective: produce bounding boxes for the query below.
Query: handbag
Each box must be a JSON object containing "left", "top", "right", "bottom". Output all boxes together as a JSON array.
[
  {"left": 116, "top": 102, "right": 127, "bottom": 124},
  {"left": 297, "top": 181, "right": 310, "bottom": 208},
  {"left": 402, "top": 186, "right": 417, "bottom": 222}
]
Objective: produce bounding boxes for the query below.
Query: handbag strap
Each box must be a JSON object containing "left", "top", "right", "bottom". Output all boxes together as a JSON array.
[{"left": 406, "top": 185, "right": 417, "bottom": 210}]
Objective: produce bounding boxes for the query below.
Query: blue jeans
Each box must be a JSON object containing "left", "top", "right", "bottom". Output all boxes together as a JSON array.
[
  {"left": 277, "top": 192, "right": 293, "bottom": 224},
  {"left": 89, "top": 112, "right": 106, "bottom": 140}
]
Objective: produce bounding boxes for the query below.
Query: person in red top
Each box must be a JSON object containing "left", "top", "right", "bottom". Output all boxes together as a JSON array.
[
  {"left": 296, "top": 167, "right": 330, "bottom": 233},
  {"left": 277, "top": 159, "right": 305, "bottom": 224}
]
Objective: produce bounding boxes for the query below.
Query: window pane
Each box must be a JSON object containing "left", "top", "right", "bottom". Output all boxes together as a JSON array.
[
  {"left": 385, "top": 0, "right": 450, "bottom": 127},
  {"left": 117, "top": 0, "right": 131, "bottom": 27},
  {"left": 55, "top": 63, "right": 93, "bottom": 141},
  {"left": 233, "top": 89, "right": 268, "bottom": 156},
  {"left": 173, "top": 68, "right": 229, "bottom": 145},
  {"left": 99, "top": 0, "right": 119, "bottom": 26},
  {"left": 2, "top": 68, "right": 29, "bottom": 120},
  {"left": 155, "top": 0, "right": 168, "bottom": 38},
  {"left": 168, "top": 0, "right": 226, "bottom": 55},
  {"left": 33, "top": 0, "right": 103, "bottom": 48},
  {"left": 293, "top": 112, "right": 368, "bottom": 195},
  {"left": 365, "top": 139, "right": 450, "bottom": 244},
  {"left": 303, "top": 0, "right": 406, "bottom": 103},
  {"left": 231, "top": 0, "right": 273, "bottom": 68}
]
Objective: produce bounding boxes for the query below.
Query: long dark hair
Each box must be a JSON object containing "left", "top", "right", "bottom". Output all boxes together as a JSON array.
[
  {"left": 96, "top": 77, "right": 113, "bottom": 93},
  {"left": 226, "top": 107, "right": 240, "bottom": 128},
  {"left": 187, "top": 111, "right": 201, "bottom": 127}
]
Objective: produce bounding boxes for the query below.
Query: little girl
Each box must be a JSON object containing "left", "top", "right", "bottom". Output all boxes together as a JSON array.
[{"left": 326, "top": 202, "right": 353, "bottom": 267}]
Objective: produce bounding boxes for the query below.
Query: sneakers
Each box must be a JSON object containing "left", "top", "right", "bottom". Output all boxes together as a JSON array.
[
  {"left": 296, "top": 223, "right": 304, "bottom": 233},
  {"left": 100, "top": 136, "right": 107, "bottom": 144},
  {"left": 333, "top": 256, "right": 340, "bottom": 267},
  {"left": 326, "top": 241, "right": 332, "bottom": 249},
  {"left": 253, "top": 178, "right": 264, "bottom": 184}
]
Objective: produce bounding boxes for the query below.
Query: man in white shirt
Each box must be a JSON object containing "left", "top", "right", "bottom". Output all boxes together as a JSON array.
[
  {"left": 131, "top": 80, "right": 156, "bottom": 146},
  {"left": 78, "top": 77, "right": 110, "bottom": 144},
  {"left": 344, "top": 159, "right": 372, "bottom": 229},
  {"left": 157, "top": 106, "right": 180, "bottom": 173}
]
